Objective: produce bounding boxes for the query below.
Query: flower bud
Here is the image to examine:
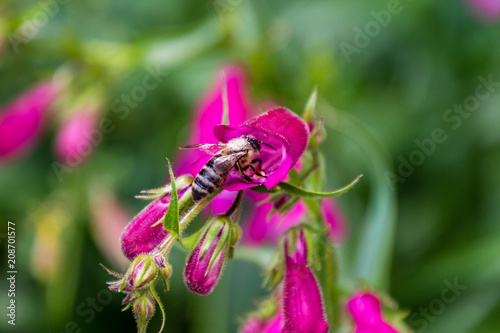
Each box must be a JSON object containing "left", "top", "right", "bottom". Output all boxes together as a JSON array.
[
  {"left": 133, "top": 291, "right": 156, "bottom": 333},
  {"left": 230, "top": 223, "right": 242, "bottom": 247},
  {"left": 282, "top": 230, "right": 328, "bottom": 333},
  {"left": 125, "top": 254, "right": 158, "bottom": 290},
  {"left": 183, "top": 216, "right": 232, "bottom": 295},
  {"left": 347, "top": 292, "right": 398, "bottom": 333},
  {"left": 154, "top": 254, "right": 173, "bottom": 291}
]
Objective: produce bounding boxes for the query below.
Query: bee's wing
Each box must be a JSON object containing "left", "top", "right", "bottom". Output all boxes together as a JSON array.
[
  {"left": 213, "top": 151, "right": 248, "bottom": 170},
  {"left": 179, "top": 143, "right": 225, "bottom": 155}
]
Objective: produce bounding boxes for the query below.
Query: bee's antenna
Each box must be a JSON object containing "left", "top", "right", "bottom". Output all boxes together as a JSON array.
[{"left": 260, "top": 141, "right": 277, "bottom": 151}]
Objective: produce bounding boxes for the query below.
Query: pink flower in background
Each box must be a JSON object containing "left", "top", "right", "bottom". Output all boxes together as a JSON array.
[
  {"left": 282, "top": 231, "right": 329, "bottom": 333},
  {"left": 0, "top": 81, "right": 59, "bottom": 163},
  {"left": 465, "top": 0, "right": 500, "bottom": 22},
  {"left": 243, "top": 194, "right": 347, "bottom": 245},
  {"left": 347, "top": 292, "right": 398, "bottom": 333},
  {"left": 176, "top": 64, "right": 251, "bottom": 174},
  {"left": 321, "top": 198, "right": 347, "bottom": 242},
  {"left": 89, "top": 187, "right": 131, "bottom": 269},
  {"left": 55, "top": 107, "right": 98, "bottom": 167},
  {"left": 176, "top": 64, "right": 252, "bottom": 214}
]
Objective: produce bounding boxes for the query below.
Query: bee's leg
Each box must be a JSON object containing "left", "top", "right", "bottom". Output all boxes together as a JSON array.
[
  {"left": 244, "top": 158, "right": 266, "bottom": 178},
  {"left": 251, "top": 158, "right": 263, "bottom": 170},
  {"left": 236, "top": 159, "right": 254, "bottom": 183}
]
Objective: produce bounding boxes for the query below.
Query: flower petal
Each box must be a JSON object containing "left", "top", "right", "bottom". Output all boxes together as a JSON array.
[
  {"left": 347, "top": 292, "right": 398, "bottom": 333},
  {"left": 321, "top": 199, "right": 347, "bottom": 243},
  {"left": 176, "top": 65, "right": 250, "bottom": 175},
  {"left": 243, "top": 197, "right": 307, "bottom": 246},
  {"left": 214, "top": 108, "right": 309, "bottom": 190}
]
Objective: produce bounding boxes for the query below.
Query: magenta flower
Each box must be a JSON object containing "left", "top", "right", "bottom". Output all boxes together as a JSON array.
[
  {"left": 347, "top": 292, "right": 398, "bottom": 333},
  {"left": 243, "top": 194, "right": 346, "bottom": 245},
  {"left": 465, "top": 0, "right": 500, "bottom": 22},
  {"left": 176, "top": 65, "right": 252, "bottom": 214},
  {"left": 282, "top": 231, "right": 328, "bottom": 333},
  {"left": 0, "top": 81, "right": 59, "bottom": 163},
  {"left": 55, "top": 107, "right": 98, "bottom": 167},
  {"left": 183, "top": 216, "right": 232, "bottom": 295},
  {"left": 121, "top": 191, "right": 187, "bottom": 261}
]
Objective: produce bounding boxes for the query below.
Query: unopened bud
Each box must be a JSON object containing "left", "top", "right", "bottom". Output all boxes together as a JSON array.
[
  {"left": 230, "top": 224, "right": 242, "bottom": 247},
  {"left": 183, "top": 215, "right": 232, "bottom": 295},
  {"left": 133, "top": 292, "right": 156, "bottom": 333},
  {"left": 126, "top": 254, "right": 158, "bottom": 290}
]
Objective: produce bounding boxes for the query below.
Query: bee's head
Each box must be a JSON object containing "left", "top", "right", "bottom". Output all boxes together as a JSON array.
[{"left": 247, "top": 136, "right": 261, "bottom": 151}]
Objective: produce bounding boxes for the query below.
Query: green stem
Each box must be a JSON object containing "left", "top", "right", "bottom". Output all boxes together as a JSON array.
[
  {"left": 154, "top": 187, "right": 223, "bottom": 257},
  {"left": 225, "top": 190, "right": 244, "bottom": 220}
]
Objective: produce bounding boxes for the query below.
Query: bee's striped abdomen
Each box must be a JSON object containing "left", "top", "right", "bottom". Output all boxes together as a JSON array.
[{"left": 192, "top": 157, "right": 227, "bottom": 202}]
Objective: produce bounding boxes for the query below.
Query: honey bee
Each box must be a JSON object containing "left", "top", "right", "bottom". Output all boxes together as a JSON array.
[{"left": 180, "top": 135, "right": 276, "bottom": 202}]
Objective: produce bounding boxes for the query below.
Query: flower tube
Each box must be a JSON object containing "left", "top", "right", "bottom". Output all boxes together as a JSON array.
[{"left": 282, "top": 231, "right": 328, "bottom": 333}]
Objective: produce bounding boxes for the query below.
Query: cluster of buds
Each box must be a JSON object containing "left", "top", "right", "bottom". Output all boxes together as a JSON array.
[{"left": 103, "top": 253, "right": 172, "bottom": 332}]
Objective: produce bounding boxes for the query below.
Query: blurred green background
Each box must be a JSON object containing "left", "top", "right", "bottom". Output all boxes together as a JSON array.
[{"left": 1, "top": 0, "right": 500, "bottom": 332}]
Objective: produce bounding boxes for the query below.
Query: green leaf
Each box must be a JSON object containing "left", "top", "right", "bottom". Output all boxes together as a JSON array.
[
  {"left": 277, "top": 174, "right": 363, "bottom": 199},
  {"left": 162, "top": 159, "right": 179, "bottom": 236},
  {"left": 249, "top": 185, "right": 279, "bottom": 194},
  {"left": 179, "top": 227, "right": 205, "bottom": 250}
]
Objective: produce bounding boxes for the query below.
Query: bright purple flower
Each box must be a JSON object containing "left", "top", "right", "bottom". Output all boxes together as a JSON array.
[
  {"left": 183, "top": 216, "right": 231, "bottom": 295},
  {"left": 55, "top": 107, "right": 98, "bottom": 167},
  {"left": 282, "top": 231, "right": 329, "bottom": 333},
  {"left": 465, "top": 0, "right": 500, "bottom": 22},
  {"left": 189, "top": 108, "right": 310, "bottom": 191},
  {"left": 121, "top": 191, "right": 186, "bottom": 261},
  {"left": 0, "top": 81, "right": 59, "bottom": 162},
  {"left": 347, "top": 292, "right": 398, "bottom": 333},
  {"left": 243, "top": 194, "right": 346, "bottom": 245}
]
